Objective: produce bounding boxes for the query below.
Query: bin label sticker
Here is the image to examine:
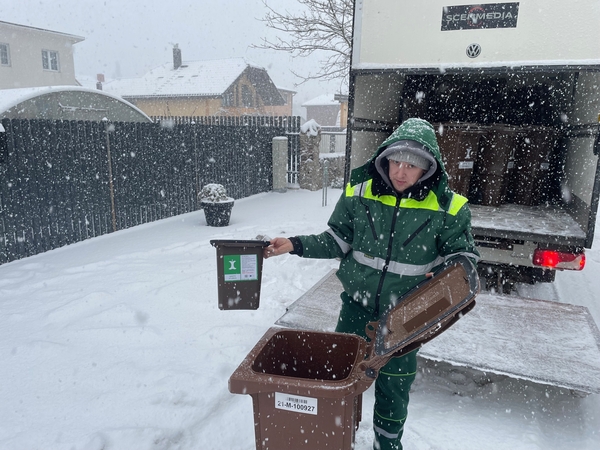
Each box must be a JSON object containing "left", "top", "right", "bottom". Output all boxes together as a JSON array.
[
  {"left": 275, "top": 392, "right": 318, "bottom": 415},
  {"left": 458, "top": 161, "right": 474, "bottom": 169},
  {"left": 223, "top": 254, "right": 258, "bottom": 281}
]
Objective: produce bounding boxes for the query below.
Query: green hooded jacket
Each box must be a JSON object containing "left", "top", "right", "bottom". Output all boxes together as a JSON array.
[{"left": 291, "top": 118, "right": 479, "bottom": 315}]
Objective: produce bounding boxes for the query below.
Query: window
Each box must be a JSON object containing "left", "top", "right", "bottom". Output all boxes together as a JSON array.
[
  {"left": 222, "top": 90, "right": 235, "bottom": 107},
  {"left": 42, "top": 49, "right": 59, "bottom": 71},
  {"left": 0, "top": 43, "right": 10, "bottom": 66},
  {"left": 241, "top": 85, "right": 253, "bottom": 108}
]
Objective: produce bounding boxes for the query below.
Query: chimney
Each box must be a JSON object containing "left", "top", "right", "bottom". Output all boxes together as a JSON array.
[
  {"left": 96, "top": 73, "right": 105, "bottom": 90},
  {"left": 173, "top": 44, "right": 182, "bottom": 70}
]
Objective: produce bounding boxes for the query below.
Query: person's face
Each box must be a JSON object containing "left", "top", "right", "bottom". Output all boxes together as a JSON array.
[{"left": 388, "top": 160, "right": 426, "bottom": 192}]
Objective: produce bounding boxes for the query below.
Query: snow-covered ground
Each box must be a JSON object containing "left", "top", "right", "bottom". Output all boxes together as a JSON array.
[{"left": 0, "top": 188, "right": 598, "bottom": 449}]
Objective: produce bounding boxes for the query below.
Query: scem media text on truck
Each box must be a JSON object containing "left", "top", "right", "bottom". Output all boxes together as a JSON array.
[{"left": 346, "top": 0, "right": 600, "bottom": 293}]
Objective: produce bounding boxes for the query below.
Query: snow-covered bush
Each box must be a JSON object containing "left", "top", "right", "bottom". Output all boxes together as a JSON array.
[{"left": 199, "top": 183, "right": 233, "bottom": 203}]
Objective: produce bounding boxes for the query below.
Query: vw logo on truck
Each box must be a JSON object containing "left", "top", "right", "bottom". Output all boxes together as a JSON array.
[{"left": 466, "top": 43, "right": 482, "bottom": 58}]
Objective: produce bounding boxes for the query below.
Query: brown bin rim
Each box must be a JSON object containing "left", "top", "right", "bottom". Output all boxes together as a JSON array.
[{"left": 228, "top": 326, "right": 372, "bottom": 398}]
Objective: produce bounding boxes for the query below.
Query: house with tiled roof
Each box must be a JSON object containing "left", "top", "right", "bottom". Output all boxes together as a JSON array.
[{"left": 102, "top": 46, "right": 295, "bottom": 118}]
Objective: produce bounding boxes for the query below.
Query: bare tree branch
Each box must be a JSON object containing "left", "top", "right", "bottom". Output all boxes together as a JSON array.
[{"left": 255, "top": 0, "right": 353, "bottom": 86}]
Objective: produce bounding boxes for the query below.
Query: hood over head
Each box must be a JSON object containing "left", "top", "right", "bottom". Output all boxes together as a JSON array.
[
  {"left": 351, "top": 118, "right": 448, "bottom": 200},
  {"left": 375, "top": 139, "right": 438, "bottom": 188}
]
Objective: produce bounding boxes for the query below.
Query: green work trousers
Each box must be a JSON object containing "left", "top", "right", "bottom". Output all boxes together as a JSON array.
[{"left": 335, "top": 294, "right": 418, "bottom": 450}]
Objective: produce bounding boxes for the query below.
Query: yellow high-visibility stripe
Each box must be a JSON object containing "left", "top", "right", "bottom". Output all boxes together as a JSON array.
[
  {"left": 449, "top": 193, "right": 468, "bottom": 216},
  {"left": 400, "top": 191, "right": 439, "bottom": 211},
  {"left": 345, "top": 182, "right": 355, "bottom": 197},
  {"left": 348, "top": 180, "right": 468, "bottom": 215},
  {"left": 352, "top": 180, "right": 396, "bottom": 206}
]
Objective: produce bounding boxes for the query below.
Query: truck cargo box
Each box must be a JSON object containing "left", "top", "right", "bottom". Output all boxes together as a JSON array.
[{"left": 347, "top": 0, "right": 600, "bottom": 286}]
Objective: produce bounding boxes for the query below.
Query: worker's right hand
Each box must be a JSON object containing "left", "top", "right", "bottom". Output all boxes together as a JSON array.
[{"left": 264, "top": 238, "right": 293, "bottom": 258}]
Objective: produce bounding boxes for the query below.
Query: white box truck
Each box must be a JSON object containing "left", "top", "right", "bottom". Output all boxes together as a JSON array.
[
  {"left": 347, "top": 0, "right": 600, "bottom": 292},
  {"left": 287, "top": 0, "right": 600, "bottom": 393}
]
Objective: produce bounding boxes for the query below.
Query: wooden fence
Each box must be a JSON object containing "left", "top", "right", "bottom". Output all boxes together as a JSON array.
[
  {"left": 0, "top": 117, "right": 300, "bottom": 265},
  {"left": 151, "top": 115, "right": 301, "bottom": 130}
]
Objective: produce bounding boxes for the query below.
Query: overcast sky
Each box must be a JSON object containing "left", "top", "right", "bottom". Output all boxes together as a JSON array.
[{"left": 1, "top": 0, "right": 345, "bottom": 115}]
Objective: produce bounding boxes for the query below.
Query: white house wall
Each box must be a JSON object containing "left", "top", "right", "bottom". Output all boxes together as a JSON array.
[{"left": 0, "top": 22, "right": 83, "bottom": 89}]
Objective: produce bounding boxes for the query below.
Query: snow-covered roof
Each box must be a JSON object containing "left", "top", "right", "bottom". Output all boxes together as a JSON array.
[
  {"left": 0, "top": 86, "right": 143, "bottom": 114},
  {"left": 102, "top": 58, "right": 266, "bottom": 98},
  {"left": 276, "top": 86, "right": 297, "bottom": 94},
  {"left": 0, "top": 86, "right": 120, "bottom": 113},
  {"left": 75, "top": 74, "right": 100, "bottom": 89},
  {"left": 0, "top": 85, "right": 151, "bottom": 121},
  {"left": 0, "top": 20, "right": 84, "bottom": 43},
  {"left": 0, "top": 86, "right": 53, "bottom": 113},
  {"left": 301, "top": 94, "right": 340, "bottom": 107}
]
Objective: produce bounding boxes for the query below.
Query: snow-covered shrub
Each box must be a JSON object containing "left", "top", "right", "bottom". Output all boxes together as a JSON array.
[{"left": 199, "top": 183, "right": 233, "bottom": 203}]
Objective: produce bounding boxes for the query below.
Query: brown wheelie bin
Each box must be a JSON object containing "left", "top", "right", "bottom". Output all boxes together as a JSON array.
[
  {"left": 509, "top": 126, "right": 558, "bottom": 206},
  {"left": 471, "top": 124, "right": 521, "bottom": 206},
  {"left": 229, "top": 256, "right": 480, "bottom": 450},
  {"left": 435, "top": 123, "right": 486, "bottom": 197}
]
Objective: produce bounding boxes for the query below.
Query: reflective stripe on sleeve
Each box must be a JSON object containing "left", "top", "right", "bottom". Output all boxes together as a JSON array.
[
  {"left": 353, "top": 251, "right": 445, "bottom": 277},
  {"left": 325, "top": 228, "right": 352, "bottom": 254}
]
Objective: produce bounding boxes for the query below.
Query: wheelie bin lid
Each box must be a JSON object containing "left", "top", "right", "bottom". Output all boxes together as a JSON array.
[
  {"left": 210, "top": 239, "right": 270, "bottom": 248},
  {"left": 361, "top": 254, "right": 480, "bottom": 377}
]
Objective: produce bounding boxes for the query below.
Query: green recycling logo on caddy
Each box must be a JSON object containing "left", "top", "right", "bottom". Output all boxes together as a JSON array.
[{"left": 223, "top": 254, "right": 259, "bottom": 282}]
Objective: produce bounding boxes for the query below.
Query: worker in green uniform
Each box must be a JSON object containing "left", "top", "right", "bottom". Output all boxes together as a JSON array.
[{"left": 265, "top": 117, "right": 479, "bottom": 450}]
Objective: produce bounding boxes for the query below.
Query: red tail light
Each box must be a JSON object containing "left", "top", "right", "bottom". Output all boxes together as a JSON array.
[{"left": 532, "top": 249, "right": 585, "bottom": 270}]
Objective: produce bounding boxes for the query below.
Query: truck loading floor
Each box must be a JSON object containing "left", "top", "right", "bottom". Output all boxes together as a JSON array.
[
  {"left": 275, "top": 269, "right": 600, "bottom": 395},
  {"left": 470, "top": 203, "right": 587, "bottom": 243}
]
